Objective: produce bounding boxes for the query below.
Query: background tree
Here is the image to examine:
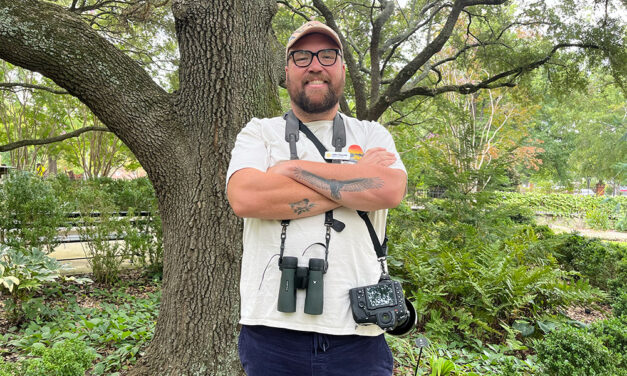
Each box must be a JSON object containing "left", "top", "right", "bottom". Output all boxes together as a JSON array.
[
  {"left": 275, "top": 0, "right": 625, "bottom": 122},
  {"left": 523, "top": 70, "right": 626, "bottom": 192}
]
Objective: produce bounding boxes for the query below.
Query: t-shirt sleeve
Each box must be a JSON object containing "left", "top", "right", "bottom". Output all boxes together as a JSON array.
[
  {"left": 365, "top": 122, "right": 406, "bottom": 173},
  {"left": 226, "top": 119, "right": 270, "bottom": 189}
]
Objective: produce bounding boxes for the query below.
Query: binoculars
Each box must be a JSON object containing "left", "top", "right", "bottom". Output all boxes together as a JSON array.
[{"left": 277, "top": 256, "right": 325, "bottom": 315}]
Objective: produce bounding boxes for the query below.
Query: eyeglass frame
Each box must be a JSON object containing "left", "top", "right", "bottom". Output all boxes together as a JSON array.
[{"left": 287, "top": 49, "right": 342, "bottom": 67}]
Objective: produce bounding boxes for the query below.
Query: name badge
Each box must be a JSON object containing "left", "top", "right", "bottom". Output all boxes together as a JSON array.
[{"left": 324, "top": 151, "right": 352, "bottom": 161}]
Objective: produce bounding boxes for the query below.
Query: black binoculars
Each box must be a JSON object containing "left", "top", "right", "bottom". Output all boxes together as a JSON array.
[{"left": 277, "top": 256, "right": 325, "bottom": 315}]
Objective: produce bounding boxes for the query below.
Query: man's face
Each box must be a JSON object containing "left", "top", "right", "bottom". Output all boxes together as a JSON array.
[{"left": 285, "top": 33, "right": 345, "bottom": 115}]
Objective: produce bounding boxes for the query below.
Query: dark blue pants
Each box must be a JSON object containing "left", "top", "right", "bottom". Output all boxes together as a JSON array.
[{"left": 238, "top": 325, "right": 394, "bottom": 376}]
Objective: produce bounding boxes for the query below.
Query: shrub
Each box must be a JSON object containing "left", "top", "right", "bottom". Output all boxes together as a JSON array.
[
  {"left": 75, "top": 186, "right": 129, "bottom": 284},
  {"left": 0, "top": 245, "right": 62, "bottom": 323},
  {"left": 0, "top": 172, "right": 63, "bottom": 251},
  {"left": 125, "top": 207, "right": 163, "bottom": 278},
  {"left": 613, "top": 290, "right": 627, "bottom": 318},
  {"left": 546, "top": 234, "right": 626, "bottom": 294},
  {"left": 22, "top": 338, "right": 97, "bottom": 376},
  {"left": 0, "top": 358, "right": 20, "bottom": 376},
  {"left": 388, "top": 201, "right": 598, "bottom": 344},
  {"left": 589, "top": 316, "right": 627, "bottom": 365},
  {"left": 535, "top": 326, "right": 619, "bottom": 376},
  {"left": 585, "top": 207, "right": 611, "bottom": 230}
]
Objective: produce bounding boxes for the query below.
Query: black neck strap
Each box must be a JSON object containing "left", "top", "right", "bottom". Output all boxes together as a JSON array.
[
  {"left": 285, "top": 110, "right": 345, "bottom": 161},
  {"left": 282, "top": 110, "right": 388, "bottom": 260}
]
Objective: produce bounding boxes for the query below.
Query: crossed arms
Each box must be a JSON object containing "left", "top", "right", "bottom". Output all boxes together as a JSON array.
[{"left": 227, "top": 147, "right": 407, "bottom": 220}]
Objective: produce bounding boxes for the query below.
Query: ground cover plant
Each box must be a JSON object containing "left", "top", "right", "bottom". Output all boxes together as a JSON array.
[
  {"left": 386, "top": 190, "right": 626, "bottom": 375},
  {"left": 0, "top": 270, "right": 160, "bottom": 375},
  {"left": 498, "top": 192, "right": 627, "bottom": 231},
  {"left": 1, "top": 174, "right": 625, "bottom": 375}
]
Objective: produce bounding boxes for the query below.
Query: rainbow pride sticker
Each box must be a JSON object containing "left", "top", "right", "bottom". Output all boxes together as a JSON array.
[{"left": 348, "top": 145, "right": 364, "bottom": 161}]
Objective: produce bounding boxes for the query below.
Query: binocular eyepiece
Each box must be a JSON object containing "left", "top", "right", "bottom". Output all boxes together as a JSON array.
[{"left": 277, "top": 256, "right": 325, "bottom": 315}]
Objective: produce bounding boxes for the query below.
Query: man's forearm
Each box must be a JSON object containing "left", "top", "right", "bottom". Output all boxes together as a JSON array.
[
  {"left": 227, "top": 168, "right": 340, "bottom": 219},
  {"left": 272, "top": 160, "right": 406, "bottom": 211}
]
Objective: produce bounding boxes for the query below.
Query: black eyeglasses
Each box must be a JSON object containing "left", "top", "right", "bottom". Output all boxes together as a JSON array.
[{"left": 288, "top": 49, "right": 341, "bottom": 67}]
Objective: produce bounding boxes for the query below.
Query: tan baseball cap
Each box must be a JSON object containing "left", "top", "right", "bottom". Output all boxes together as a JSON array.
[{"left": 286, "top": 20, "right": 343, "bottom": 59}]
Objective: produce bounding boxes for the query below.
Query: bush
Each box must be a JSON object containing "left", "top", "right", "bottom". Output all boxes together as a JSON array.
[
  {"left": 23, "top": 338, "right": 97, "bottom": 376},
  {"left": 590, "top": 316, "right": 627, "bottom": 363},
  {"left": 0, "top": 339, "right": 96, "bottom": 376},
  {"left": 0, "top": 245, "right": 62, "bottom": 323},
  {"left": 585, "top": 207, "right": 611, "bottom": 230},
  {"left": 546, "top": 234, "right": 626, "bottom": 294},
  {"left": 613, "top": 290, "right": 627, "bottom": 318},
  {"left": 0, "top": 172, "right": 64, "bottom": 251},
  {"left": 74, "top": 186, "right": 128, "bottom": 284},
  {"left": 388, "top": 200, "right": 598, "bottom": 344},
  {"left": 535, "top": 326, "right": 619, "bottom": 376}
]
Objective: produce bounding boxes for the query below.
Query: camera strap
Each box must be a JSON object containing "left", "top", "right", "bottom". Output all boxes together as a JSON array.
[
  {"left": 283, "top": 110, "right": 389, "bottom": 271},
  {"left": 279, "top": 111, "right": 346, "bottom": 273}
]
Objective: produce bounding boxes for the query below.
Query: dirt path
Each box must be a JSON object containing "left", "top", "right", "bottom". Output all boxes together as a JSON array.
[{"left": 542, "top": 223, "right": 627, "bottom": 242}]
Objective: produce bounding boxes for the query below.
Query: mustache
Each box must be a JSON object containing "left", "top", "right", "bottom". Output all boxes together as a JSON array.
[{"left": 303, "top": 74, "right": 330, "bottom": 83}]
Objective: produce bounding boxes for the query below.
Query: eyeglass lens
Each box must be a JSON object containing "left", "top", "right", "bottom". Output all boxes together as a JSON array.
[{"left": 292, "top": 49, "right": 339, "bottom": 67}]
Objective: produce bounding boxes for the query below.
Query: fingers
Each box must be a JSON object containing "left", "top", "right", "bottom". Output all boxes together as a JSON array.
[{"left": 358, "top": 148, "right": 397, "bottom": 167}]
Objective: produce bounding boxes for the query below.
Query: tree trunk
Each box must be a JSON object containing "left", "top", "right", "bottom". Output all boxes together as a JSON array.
[
  {"left": 0, "top": 0, "right": 281, "bottom": 374},
  {"left": 129, "top": 1, "right": 281, "bottom": 375}
]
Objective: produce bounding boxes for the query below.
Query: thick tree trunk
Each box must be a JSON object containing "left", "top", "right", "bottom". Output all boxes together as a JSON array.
[
  {"left": 129, "top": 1, "right": 280, "bottom": 375},
  {"left": 0, "top": 0, "right": 280, "bottom": 374}
]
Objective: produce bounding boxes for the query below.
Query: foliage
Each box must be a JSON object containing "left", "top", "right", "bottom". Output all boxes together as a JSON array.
[
  {"left": 428, "top": 355, "right": 456, "bottom": 376},
  {"left": 585, "top": 207, "right": 612, "bottom": 230},
  {"left": 534, "top": 326, "right": 621, "bottom": 376},
  {"left": 75, "top": 186, "right": 129, "bottom": 284},
  {"left": 19, "top": 338, "right": 97, "bottom": 376},
  {"left": 613, "top": 290, "right": 627, "bottom": 318},
  {"left": 388, "top": 334, "right": 537, "bottom": 376},
  {"left": 541, "top": 233, "right": 626, "bottom": 295},
  {"left": 1, "top": 275, "right": 160, "bottom": 375},
  {"left": 0, "top": 171, "right": 64, "bottom": 251},
  {"left": 275, "top": 1, "right": 626, "bottom": 122},
  {"left": 497, "top": 191, "right": 627, "bottom": 218},
  {"left": 388, "top": 200, "right": 599, "bottom": 344},
  {"left": 0, "top": 245, "right": 62, "bottom": 323},
  {"left": 589, "top": 316, "right": 627, "bottom": 370},
  {"left": 523, "top": 71, "right": 626, "bottom": 185}
]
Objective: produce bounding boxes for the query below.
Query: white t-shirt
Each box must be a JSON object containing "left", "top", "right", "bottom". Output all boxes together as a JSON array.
[{"left": 226, "top": 113, "right": 406, "bottom": 336}]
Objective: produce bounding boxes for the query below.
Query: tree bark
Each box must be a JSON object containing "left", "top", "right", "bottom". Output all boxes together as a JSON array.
[{"left": 0, "top": 0, "right": 281, "bottom": 374}]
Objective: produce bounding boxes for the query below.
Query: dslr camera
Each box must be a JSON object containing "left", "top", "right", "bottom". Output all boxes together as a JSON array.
[{"left": 349, "top": 275, "right": 416, "bottom": 336}]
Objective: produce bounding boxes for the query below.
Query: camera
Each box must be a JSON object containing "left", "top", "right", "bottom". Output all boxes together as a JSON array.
[
  {"left": 349, "top": 275, "right": 416, "bottom": 336},
  {"left": 277, "top": 256, "right": 325, "bottom": 315}
]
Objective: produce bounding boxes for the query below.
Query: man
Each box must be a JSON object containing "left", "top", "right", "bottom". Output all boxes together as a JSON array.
[{"left": 226, "top": 20, "right": 407, "bottom": 375}]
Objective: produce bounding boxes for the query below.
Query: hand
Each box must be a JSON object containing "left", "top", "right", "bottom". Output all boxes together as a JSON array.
[
  {"left": 267, "top": 160, "right": 294, "bottom": 176},
  {"left": 357, "top": 147, "right": 396, "bottom": 167}
]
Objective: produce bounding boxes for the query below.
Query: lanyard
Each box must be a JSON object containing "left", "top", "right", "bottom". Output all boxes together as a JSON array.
[{"left": 278, "top": 111, "right": 389, "bottom": 275}]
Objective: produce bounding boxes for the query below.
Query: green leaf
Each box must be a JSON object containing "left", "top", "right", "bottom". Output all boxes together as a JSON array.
[{"left": 512, "top": 320, "right": 535, "bottom": 337}]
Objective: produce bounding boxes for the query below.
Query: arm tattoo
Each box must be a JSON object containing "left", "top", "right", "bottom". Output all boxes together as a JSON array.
[
  {"left": 293, "top": 168, "right": 384, "bottom": 200},
  {"left": 289, "top": 198, "right": 316, "bottom": 215}
]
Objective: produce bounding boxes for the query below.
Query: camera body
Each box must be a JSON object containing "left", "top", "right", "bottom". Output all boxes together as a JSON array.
[{"left": 349, "top": 276, "right": 412, "bottom": 333}]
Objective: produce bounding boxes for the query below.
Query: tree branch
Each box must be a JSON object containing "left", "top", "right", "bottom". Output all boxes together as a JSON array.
[
  {"left": 395, "top": 42, "right": 601, "bottom": 101},
  {"left": 0, "top": 126, "right": 110, "bottom": 152},
  {"left": 0, "top": 0, "right": 175, "bottom": 165},
  {"left": 312, "top": 0, "right": 369, "bottom": 119},
  {"left": 0, "top": 82, "right": 69, "bottom": 94},
  {"left": 370, "top": 0, "right": 467, "bottom": 119},
  {"left": 369, "top": 0, "right": 394, "bottom": 103}
]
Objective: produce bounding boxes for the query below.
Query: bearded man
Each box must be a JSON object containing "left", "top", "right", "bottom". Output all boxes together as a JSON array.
[{"left": 226, "top": 20, "right": 407, "bottom": 376}]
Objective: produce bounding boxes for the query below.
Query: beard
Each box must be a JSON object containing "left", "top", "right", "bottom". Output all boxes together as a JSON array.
[{"left": 286, "top": 75, "right": 344, "bottom": 114}]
